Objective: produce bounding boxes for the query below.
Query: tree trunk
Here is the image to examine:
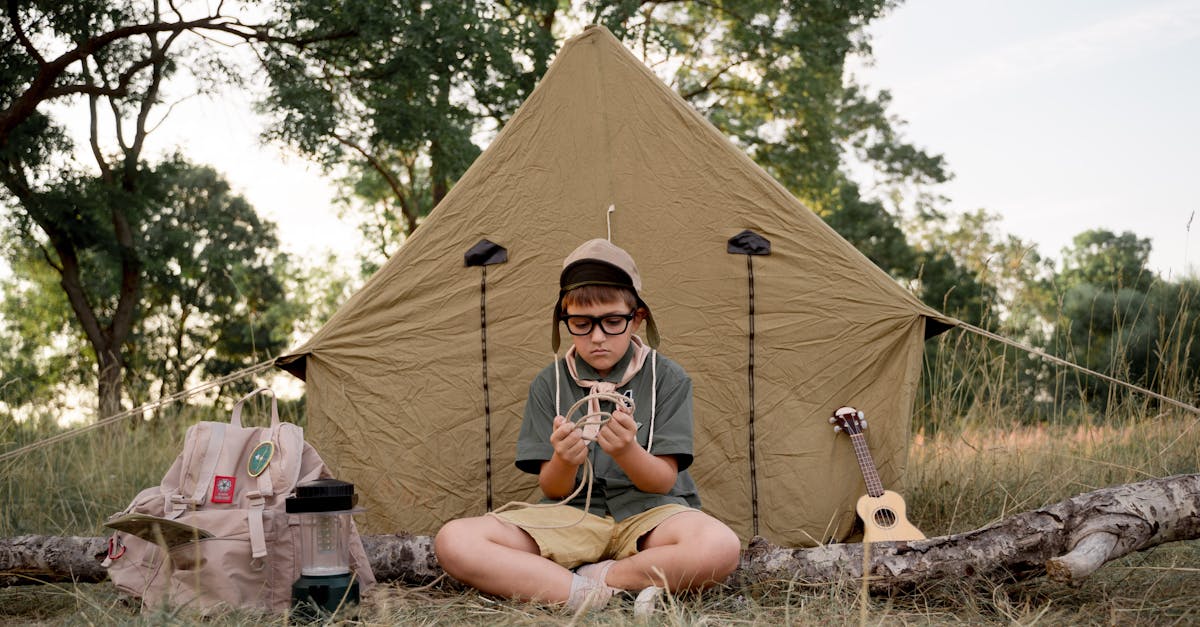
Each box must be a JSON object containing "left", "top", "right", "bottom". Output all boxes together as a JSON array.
[
  {"left": 96, "top": 352, "right": 126, "bottom": 421},
  {"left": 3, "top": 474, "right": 1198, "bottom": 590}
]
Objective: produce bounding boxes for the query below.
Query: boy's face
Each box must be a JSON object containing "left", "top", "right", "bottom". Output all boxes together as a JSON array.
[{"left": 564, "top": 296, "right": 644, "bottom": 377}]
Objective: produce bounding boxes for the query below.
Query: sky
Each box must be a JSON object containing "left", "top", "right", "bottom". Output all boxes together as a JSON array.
[
  {"left": 855, "top": 0, "right": 1200, "bottom": 279},
  {"left": 34, "top": 0, "right": 1200, "bottom": 281}
]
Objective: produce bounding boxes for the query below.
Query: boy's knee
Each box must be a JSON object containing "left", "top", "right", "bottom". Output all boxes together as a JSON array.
[
  {"left": 434, "top": 518, "right": 470, "bottom": 568},
  {"left": 714, "top": 527, "right": 742, "bottom": 573},
  {"left": 697, "top": 522, "right": 742, "bottom": 577}
]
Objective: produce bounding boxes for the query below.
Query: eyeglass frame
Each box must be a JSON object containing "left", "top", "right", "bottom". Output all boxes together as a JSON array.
[{"left": 559, "top": 311, "right": 638, "bottom": 337}]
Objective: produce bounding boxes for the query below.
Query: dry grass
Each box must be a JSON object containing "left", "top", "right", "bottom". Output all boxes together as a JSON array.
[
  {"left": 3, "top": 337, "right": 1200, "bottom": 624},
  {"left": 3, "top": 411, "right": 1199, "bottom": 625}
]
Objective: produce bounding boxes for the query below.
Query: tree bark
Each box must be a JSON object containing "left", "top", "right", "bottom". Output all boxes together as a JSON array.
[{"left": 3, "top": 474, "right": 1198, "bottom": 590}]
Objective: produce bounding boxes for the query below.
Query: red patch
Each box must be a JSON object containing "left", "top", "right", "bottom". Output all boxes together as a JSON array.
[{"left": 211, "top": 475, "right": 236, "bottom": 503}]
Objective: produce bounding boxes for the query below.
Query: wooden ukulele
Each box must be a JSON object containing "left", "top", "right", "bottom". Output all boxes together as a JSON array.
[{"left": 829, "top": 406, "right": 925, "bottom": 543}]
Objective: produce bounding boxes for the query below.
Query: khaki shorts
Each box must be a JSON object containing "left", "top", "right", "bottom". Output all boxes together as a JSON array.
[{"left": 490, "top": 504, "right": 695, "bottom": 570}]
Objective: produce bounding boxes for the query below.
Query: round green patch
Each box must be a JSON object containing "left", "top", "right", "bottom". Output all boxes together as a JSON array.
[{"left": 248, "top": 441, "right": 274, "bottom": 477}]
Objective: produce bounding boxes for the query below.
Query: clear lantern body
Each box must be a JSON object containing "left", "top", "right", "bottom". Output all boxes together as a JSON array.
[{"left": 297, "top": 510, "right": 353, "bottom": 576}]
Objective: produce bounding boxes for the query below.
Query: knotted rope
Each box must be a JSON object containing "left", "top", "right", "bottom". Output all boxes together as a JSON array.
[{"left": 491, "top": 391, "right": 636, "bottom": 529}]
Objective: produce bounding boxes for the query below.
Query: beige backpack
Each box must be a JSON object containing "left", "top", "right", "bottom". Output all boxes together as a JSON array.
[{"left": 102, "top": 387, "right": 375, "bottom": 613}]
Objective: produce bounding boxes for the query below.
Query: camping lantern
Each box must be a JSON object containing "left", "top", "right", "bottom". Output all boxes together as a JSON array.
[{"left": 285, "top": 479, "right": 363, "bottom": 615}]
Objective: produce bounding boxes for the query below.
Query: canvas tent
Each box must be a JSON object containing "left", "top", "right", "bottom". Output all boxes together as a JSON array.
[{"left": 277, "top": 25, "right": 956, "bottom": 547}]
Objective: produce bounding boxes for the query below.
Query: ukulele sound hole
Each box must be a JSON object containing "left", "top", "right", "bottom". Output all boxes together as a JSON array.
[{"left": 873, "top": 508, "right": 897, "bottom": 529}]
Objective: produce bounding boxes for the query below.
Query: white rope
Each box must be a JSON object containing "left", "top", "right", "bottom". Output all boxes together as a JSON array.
[
  {"left": 0, "top": 359, "right": 278, "bottom": 464},
  {"left": 647, "top": 349, "right": 657, "bottom": 454},
  {"left": 956, "top": 321, "right": 1200, "bottom": 416},
  {"left": 491, "top": 391, "right": 636, "bottom": 529}
]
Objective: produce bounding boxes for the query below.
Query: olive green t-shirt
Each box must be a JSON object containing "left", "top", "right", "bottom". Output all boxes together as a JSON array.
[{"left": 515, "top": 345, "right": 701, "bottom": 521}]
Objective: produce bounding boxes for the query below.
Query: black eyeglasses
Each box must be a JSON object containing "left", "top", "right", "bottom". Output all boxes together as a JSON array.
[{"left": 561, "top": 312, "right": 636, "bottom": 336}]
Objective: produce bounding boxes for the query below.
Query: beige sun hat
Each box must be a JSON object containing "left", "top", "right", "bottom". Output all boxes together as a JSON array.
[{"left": 551, "top": 239, "right": 660, "bottom": 352}]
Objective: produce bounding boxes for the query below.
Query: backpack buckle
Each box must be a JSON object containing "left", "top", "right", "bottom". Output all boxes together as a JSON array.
[{"left": 246, "top": 491, "right": 266, "bottom": 508}]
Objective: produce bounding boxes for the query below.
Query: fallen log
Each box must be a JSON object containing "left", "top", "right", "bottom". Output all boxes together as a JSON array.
[
  {"left": 3, "top": 474, "right": 1198, "bottom": 591},
  {"left": 741, "top": 472, "right": 1200, "bottom": 591}
]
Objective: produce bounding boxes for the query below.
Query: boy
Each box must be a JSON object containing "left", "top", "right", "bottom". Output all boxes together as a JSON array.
[{"left": 435, "top": 239, "right": 740, "bottom": 612}]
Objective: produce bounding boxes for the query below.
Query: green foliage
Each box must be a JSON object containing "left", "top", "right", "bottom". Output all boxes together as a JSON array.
[
  {"left": 0, "top": 1, "right": 312, "bottom": 416},
  {"left": 1058, "top": 229, "right": 1155, "bottom": 293},
  {"left": 594, "top": 0, "right": 948, "bottom": 208},
  {"left": 0, "top": 252, "right": 86, "bottom": 415},
  {"left": 255, "top": 1, "right": 948, "bottom": 276},
  {"left": 0, "top": 155, "right": 297, "bottom": 415},
  {"left": 258, "top": 0, "right": 558, "bottom": 269},
  {"left": 1049, "top": 279, "right": 1199, "bottom": 408},
  {"left": 1036, "top": 230, "right": 1198, "bottom": 409},
  {"left": 126, "top": 156, "right": 296, "bottom": 403}
]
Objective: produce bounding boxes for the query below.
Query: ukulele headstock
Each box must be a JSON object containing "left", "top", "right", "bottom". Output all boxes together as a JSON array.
[{"left": 829, "top": 406, "right": 866, "bottom": 436}]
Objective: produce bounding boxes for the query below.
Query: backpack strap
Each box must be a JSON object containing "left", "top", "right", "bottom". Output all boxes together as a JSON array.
[
  {"left": 235, "top": 387, "right": 282, "bottom": 564},
  {"left": 176, "top": 422, "right": 228, "bottom": 518}
]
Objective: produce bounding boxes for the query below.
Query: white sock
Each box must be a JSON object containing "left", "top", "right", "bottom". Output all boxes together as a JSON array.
[{"left": 574, "top": 559, "right": 617, "bottom": 589}]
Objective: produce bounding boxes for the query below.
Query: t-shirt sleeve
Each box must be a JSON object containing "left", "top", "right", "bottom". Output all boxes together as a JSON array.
[
  {"left": 647, "top": 361, "right": 695, "bottom": 471},
  {"left": 515, "top": 366, "right": 557, "bottom": 475}
]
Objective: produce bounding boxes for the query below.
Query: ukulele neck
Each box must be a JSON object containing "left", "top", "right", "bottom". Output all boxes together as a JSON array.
[{"left": 848, "top": 433, "right": 884, "bottom": 497}]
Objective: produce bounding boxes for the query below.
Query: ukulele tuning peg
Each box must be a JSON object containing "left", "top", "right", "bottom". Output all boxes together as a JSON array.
[
  {"left": 833, "top": 425, "right": 842, "bottom": 433},
  {"left": 828, "top": 416, "right": 837, "bottom": 424},
  {"left": 861, "top": 419, "right": 867, "bottom": 428},
  {"left": 857, "top": 410, "right": 865, "bottom": 419}
]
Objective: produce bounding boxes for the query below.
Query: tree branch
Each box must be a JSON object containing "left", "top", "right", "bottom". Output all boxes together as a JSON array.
[
  {"left": 332, "top": 134, "right": 419, "bottom": 233},
  {"left": 0, "top": 12, "right": 355, "bottom": 147},
  {"left": 81, "top": 59, "right": 114, "bottom": 184},
  {"left": 5, "top": 0, "right": 45, "bottom": 65},
  {"left": 680, "top": 56, "right": 751, "bottom": 100}
]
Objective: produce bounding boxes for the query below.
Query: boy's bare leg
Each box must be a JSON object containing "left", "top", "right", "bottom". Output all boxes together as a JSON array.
[
  {"left": 434, "top": 515, "right": 574, "bottom": 602},
  {"left": 603, "top": 511, "right": 741, "bottom": 591}
]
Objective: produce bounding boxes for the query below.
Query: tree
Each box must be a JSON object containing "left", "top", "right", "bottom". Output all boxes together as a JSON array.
[
  {"left": 257, "top": 1, "right": 949, "bottom": 273},
  {"left": 0, "top": 1, "right": 343, "bottom": 417},
  {"left": 1057, "top": 229, "right": 1155, "bottom": 293},
  {"left": 0, "top": 155, "right": 296, "bottom": 418},
  {"left": 124, "top": 156, "right": 296, "bottom": 404},
  {"left": 0, "top": 247, "right": 86, "bottom": 422},
  {"left": 257, "top": 0, "right": 559, "bottom": 272},
  {"left": 1044, "top": 230, "right": 1200, "bottom": 409}
]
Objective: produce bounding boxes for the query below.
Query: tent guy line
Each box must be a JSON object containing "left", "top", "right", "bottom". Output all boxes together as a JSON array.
[
  {"left": 4, "top": 322, "right": 1193, "bottom": 477},
  {"left": 0, "top": 359, "right": 277, "bottom": 465},
  {"left": 956, "top": 322, "right": 1200, "bottom": 417}
]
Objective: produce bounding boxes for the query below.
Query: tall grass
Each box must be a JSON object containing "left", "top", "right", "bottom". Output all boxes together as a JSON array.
[{"left": 0, "top": 394, "right": 303, "bottom": 537}]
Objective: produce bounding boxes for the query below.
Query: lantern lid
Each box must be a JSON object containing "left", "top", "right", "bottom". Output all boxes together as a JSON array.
[{"left": 286, "top": 478, "right": 358, "bottom": 513}]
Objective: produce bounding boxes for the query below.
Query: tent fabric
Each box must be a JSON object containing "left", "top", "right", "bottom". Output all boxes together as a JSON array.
[{"left": 277, "top": 25, "right": 957, "bottom": 547}]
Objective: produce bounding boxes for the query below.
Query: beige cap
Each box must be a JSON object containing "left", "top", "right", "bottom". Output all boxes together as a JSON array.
[{"left": 552, "top": 239, "right": 660, "bottom": 351}]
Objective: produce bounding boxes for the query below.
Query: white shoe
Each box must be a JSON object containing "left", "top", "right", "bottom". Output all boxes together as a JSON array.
[{"left": 633, "top": 585, "right": 664, "bottom": 617}]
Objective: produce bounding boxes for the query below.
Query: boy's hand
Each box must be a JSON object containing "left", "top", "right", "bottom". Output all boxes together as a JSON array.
[
  {"left": 597, "top": 407, "right": 638, "bottom": 458},
  {"left": 550, "top": 415, "right": 588, "bottom": 466}
]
